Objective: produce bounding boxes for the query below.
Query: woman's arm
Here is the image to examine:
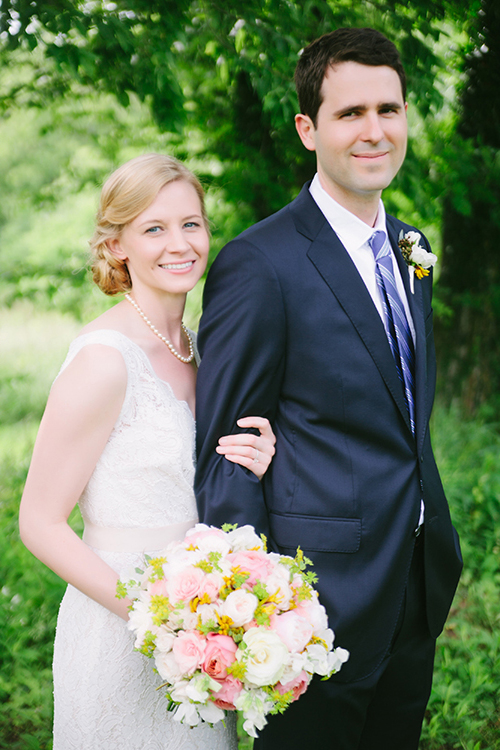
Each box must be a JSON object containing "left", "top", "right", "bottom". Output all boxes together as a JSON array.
[{"left": 19, "top": 344, "right": 131, "bottom": 620}]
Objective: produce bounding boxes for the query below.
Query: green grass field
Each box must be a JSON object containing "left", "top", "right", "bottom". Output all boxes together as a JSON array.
[{"left": 0, "top": 303, "right": 498, "bottom": 749}]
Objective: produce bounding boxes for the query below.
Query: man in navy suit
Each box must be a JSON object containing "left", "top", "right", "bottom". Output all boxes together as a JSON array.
[{"left": 195, "top": 27, "right": 462, "bottom": 749}]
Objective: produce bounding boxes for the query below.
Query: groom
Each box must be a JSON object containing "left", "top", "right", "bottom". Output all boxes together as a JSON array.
[{"left": 195, "top": 27, "right": 462, "bottom": 749}]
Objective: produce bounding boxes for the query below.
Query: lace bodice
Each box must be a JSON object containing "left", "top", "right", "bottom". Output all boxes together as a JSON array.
[{"left": 59, "top": 329, "right": 199, "bottom": 530}]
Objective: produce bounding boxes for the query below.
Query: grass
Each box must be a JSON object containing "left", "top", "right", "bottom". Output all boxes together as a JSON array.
[{"left": 0, "top": 302, "right": 499, "bottom": 749}]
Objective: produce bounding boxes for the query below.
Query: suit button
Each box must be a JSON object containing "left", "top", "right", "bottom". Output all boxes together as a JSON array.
[{"left": 420, "top": 455, "right": 424, "bottom": 462}]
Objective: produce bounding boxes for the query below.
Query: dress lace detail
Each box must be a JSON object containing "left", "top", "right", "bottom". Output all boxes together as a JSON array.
[{"left": 52, "top": 330, "right": 237, "bottom": 750}]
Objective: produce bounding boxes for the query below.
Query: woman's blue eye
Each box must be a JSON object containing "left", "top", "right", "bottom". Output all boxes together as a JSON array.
[{"left": 146, "top": 226, "right": 160, "bottom": 234}]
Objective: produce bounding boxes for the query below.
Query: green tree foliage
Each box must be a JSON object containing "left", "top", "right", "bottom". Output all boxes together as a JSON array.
[
  {"left": 0, "top": 0, "right": 476, "bottom": 220},
  {"left": 1, "top": 1, "right": 499, "bottom": 407},
  {"left": 437, "top": 0, "right": 500, "bottom": 414}
]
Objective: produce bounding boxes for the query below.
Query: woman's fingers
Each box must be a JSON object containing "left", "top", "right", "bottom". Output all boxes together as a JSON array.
[
  {"left": 236, "top": 416, "right": 276, "bottom": 443},
  {"left": 216, "top": 416, "right": 276, "bottom": 479}
]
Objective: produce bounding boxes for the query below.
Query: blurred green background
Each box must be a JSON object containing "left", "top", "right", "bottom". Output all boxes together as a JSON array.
[{"left": 0, "top": 1, "right": 499, "bottom": 748}]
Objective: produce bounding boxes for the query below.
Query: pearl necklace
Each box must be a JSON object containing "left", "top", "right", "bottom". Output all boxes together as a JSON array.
[{"left": 124, "top": 294, "right": 194, "bottom": 364}]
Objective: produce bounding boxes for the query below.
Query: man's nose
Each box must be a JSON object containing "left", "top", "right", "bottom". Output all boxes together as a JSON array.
[{"left": 360, "top": 112, "right": 384, "bottom": 143}]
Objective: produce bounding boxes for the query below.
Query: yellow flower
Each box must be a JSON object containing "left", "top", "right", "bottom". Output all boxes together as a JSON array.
[{"left": 415, "top": 266, "right": 430, "bottom": 279}]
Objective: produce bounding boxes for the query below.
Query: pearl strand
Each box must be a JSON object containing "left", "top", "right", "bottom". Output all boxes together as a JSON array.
[{"left": 124, "top": 294, "right": 194, "bottom": 364}]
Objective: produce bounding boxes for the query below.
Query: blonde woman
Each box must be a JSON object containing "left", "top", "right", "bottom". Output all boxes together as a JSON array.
[{"left": 19, "top": 154, "right": 275, "bottom": 749}]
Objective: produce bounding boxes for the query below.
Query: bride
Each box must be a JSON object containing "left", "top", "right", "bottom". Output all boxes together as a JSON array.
[{"left": 19, "top": 154, "right": 275, "bottom": 749}]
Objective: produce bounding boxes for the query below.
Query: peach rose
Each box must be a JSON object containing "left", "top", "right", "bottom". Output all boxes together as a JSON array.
[
  {"left": 202, "top": 632, "right": 237, "bottom": 680},
  {"left": 276, "top": 670, "right": 310, "bottom": 701},
  {"left": 213, "top": 674, "right": 243, "bottom": 710}
]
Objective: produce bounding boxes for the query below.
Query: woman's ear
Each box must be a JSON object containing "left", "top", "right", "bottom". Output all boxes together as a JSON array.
[{"left": 106, "top": 237, "right": 128, "bottom": 261}]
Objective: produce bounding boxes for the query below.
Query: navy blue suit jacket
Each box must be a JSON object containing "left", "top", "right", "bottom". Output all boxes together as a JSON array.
[{"left": 195, "top": 184, "right": 462, "bottom": 683}]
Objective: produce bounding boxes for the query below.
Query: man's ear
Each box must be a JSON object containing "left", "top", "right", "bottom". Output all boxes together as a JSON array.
[
  {"left": 107, "top": 238, "right": 128, "bottom": 261},
  {"left": 295, "top": 113, "right": 316, "bottom": 152}
]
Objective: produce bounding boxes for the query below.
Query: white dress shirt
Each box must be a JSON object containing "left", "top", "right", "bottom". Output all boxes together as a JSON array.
[{"left": 309, "top": 174, "right": 415, "bottom": 343}]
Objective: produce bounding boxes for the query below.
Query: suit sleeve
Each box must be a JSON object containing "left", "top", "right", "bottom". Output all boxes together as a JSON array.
[{"left": 194, "top": 238, "right": 286, "bottom": 538}]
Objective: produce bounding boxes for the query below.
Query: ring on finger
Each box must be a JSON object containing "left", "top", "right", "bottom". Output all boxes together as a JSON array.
[{"left": 253, "top": 449, "right": 259, "bottom": 464}]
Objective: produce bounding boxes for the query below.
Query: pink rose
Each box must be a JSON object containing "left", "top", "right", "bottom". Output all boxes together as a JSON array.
[
  {"left": 270, "top": 611, "right": 313, "bottom": 652},
  {"left": 212, "top": 675, "right": 242, "bottom": 710},
  {"left": 276, "top": 670, "right": 310, "bottom": 702},
  {"left": 166, "top": 565, "right": 205, "bottom": 603},
  {"left": 149, "top": 578, "right": 168, "bottom": 597},
  {"left": 185, "top": 527, "right": 226, "bottom": 545},
  {"left": 202, "top": 632, "right": 237, "bottom": 680},
  {"left": 294, "top": 600, "right": 328, "bottom": 633},
  {"left": 228, "top": 550, "right": 275, "bottom": 586},
  {"left": 198, "top": 573, "right": 223, "bottom": 602},
  {"left": 172, "top": 630, "right": 206, "bottom": 675}
]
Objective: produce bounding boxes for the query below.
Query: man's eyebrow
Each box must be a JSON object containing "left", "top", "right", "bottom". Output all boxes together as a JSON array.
[{"left": 333, "top": 101, "right": 403, "bottom": 117}]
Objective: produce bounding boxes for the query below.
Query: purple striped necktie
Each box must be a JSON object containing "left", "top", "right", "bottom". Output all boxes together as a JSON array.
[{"left": 369, "top": 230, "right": 416, "bottom": 435}]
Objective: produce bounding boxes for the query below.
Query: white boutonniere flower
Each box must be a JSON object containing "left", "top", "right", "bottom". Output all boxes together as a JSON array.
[{"left": 398, "top": 230, "right": 438, "bottom": 294}]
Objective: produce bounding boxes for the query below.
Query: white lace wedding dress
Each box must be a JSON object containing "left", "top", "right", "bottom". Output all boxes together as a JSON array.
[{"left": 52, "top": 329, "right": 238, "bottom": 750}]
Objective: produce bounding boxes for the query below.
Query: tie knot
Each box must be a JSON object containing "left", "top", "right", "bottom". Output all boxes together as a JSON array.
[{"left": 369, "top": 230, "right": 388, "bottom": 261}]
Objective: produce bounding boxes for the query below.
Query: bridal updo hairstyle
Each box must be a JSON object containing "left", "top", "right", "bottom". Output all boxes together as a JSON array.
[{"left": 90, "top": 153, "right": 208, "bottom": 296}]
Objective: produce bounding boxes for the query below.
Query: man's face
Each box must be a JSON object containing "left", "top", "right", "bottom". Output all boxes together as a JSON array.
[{"left": 295, "top": 61, "right": 408, "bottom": 216}]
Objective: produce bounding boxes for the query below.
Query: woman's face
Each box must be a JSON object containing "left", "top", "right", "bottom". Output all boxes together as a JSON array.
[{"left": 110, "top": 179, "right": 210, "bottom": 298}]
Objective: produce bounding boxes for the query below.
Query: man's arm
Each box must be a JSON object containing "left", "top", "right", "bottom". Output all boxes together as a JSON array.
[{"left": 195, "top": 238, "right": 286, "bottom": 537}]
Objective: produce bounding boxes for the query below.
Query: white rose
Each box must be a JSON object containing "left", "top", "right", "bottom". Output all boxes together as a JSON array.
[
  {"left": 238, "top": 627, "right": 289, "bottom": 687},
  {"left": 226, "top": 525, "right": 264, "bottom": 552},
  {"left": 405, "top": 230, "right": 421, "bottom": 245},
  {"left": 222, "top": 589, "right": 258, "bottom": 626},
  {"left": 265, "top": 566, "right": 293, "bottom": 610},
  {"left": 195, "top": 535, "right": 232, "bottom": 556},
  {"left": 155, "top": 625, "right": 175, "bottom": 653},
  {"left": 155, "top": 650, "right": 183, "bottom": 683},
  {"left": 197, "top": 602, "right": 221, "bottom": 625},
  {"left": 409, "top": 245, "right": 438, "bottom": 269}
]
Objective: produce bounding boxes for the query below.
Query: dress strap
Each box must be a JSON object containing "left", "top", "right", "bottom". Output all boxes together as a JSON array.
[{"left": 82, "top": 518, "right": 197, "bottom": 553}]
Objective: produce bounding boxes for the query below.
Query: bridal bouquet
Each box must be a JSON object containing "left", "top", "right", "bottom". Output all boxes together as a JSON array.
[{"left": 117, "top": 523, "right": 349, "bottom": 737}]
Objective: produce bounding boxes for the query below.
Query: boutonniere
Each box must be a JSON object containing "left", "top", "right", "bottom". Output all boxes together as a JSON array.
[{"left": 398, "top": 230, "right": 438, "bottom": 294}]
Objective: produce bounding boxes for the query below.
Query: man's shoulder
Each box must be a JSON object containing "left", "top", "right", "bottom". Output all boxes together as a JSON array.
[{"left": 229, "top": 181, "right": 322, "bottom": 251}]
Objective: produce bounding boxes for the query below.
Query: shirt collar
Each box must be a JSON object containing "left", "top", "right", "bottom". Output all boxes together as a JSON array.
[{"left": 309, "top": 173, "right": 387, "bottom": 253}]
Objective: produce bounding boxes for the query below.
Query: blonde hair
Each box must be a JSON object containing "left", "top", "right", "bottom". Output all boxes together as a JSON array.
[{"left": 90, "top": 153, "right": 207, "bottom": 296}]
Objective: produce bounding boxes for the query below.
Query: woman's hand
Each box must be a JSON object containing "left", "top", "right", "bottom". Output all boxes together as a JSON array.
[{"left": 215, "top": 416, "right": 276, "bottom": 480}]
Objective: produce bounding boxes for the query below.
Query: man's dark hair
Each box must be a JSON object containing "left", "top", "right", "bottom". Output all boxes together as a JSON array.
[{"left": 295, "top": 27, "right": 407, "bottom": 126}]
